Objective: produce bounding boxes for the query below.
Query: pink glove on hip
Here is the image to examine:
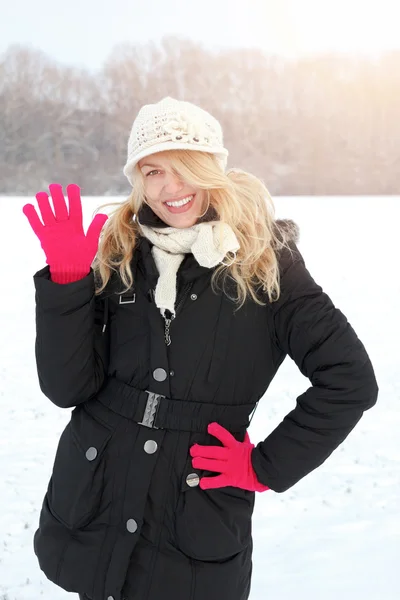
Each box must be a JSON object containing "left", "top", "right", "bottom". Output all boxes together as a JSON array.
[
  {"left": 23, "top": 183, "right": 108, "bottom": 284},
  {"left": 190, "top": 422, "right": 270, "bottom": 492}
]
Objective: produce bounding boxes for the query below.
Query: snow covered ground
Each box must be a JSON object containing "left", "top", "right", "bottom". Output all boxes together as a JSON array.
[{"left": 0, "top": 195, "right": 398, "bottom": 599}]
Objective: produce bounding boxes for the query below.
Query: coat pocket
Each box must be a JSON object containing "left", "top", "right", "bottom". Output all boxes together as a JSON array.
[
  {"left": 47, "top": 404, "right": 114, "bottom": 529},
  {"left": 174, "top": 455, "right": 255, "bottom": 562}
]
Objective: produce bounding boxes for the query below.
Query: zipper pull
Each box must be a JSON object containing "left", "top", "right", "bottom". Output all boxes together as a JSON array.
[{"left": 164, "top": 310, "right": 174, "bottom": 346}]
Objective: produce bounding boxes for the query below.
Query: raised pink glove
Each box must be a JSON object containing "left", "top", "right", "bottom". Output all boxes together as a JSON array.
[
  {"left": 190, "top": 422, "right": 270, "bottom": 492},
  {"left": 23, "top": 183, "right": 108, "bottom": 284}
]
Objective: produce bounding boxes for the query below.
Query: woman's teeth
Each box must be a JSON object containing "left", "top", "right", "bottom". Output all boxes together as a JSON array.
[{"left": 165, "top": 195, "right": 193, "bottom": 207}]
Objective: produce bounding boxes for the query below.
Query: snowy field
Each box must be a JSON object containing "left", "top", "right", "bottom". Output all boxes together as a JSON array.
[{"left": 0, "top": 194, "right": 398, "bottom": 600}]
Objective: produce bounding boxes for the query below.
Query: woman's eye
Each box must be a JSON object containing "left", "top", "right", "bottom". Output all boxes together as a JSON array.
[{"left": 147, "top": 170, "right": 160, "bottom": 177}]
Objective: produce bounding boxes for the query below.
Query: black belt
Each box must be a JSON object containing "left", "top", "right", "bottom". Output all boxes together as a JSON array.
[{"left": 95, "top": 377, "right": 256, "bottom": 434}]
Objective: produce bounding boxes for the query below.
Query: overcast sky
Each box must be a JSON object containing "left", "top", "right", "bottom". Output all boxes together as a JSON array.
[{"left": 1, "top": 0, "right": 398, "bottom": 69}]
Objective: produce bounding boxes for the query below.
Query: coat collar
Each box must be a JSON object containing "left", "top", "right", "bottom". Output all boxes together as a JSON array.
[{"left": 134, "top": 208, "right": 300, "bottom": 289}]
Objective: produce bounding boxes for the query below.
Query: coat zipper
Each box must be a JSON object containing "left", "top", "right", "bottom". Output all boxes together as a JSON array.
[
  {"left": 163, "top": 282, "right": 193, "bottom": 346},
  {"left": 164, "top": 311, "right": 173, "bottom": 346}
]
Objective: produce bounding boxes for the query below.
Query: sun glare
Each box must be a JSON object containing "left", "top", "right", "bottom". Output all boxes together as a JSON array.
[
  {"left": 296, "top": 0, "right": 399, "bottom": 55},
  {"left": 247, "top": 0, "right": 400, "bottom": 56}
]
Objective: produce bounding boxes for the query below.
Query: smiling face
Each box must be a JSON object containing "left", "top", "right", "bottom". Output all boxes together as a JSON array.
[{"left": 138, "top": 152, "right": 207, "bottom": 228}]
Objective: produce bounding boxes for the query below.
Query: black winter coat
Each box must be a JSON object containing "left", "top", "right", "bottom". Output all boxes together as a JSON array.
[{"left": 32, "top": 220, "right": 378, "bottom": 600}]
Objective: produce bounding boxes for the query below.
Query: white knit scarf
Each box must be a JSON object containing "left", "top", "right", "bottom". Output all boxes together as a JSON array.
[{"left": 139, "top": 221, "right": 240, "bottom": 317}]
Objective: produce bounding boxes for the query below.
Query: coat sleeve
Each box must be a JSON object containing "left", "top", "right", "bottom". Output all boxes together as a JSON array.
[
  {"left": 33, "top": 266, "right": 109, "bottom": 409},
  {"left": 251, "top": 243, "right": 379, "bottom": 493}
]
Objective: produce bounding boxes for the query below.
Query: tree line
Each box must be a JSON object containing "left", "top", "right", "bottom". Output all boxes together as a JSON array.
[{"left": 1, "top": 38, "right": 398, "bottom": 196}]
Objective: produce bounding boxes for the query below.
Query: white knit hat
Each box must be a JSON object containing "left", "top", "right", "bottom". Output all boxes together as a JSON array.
[{"left": 123, "top": 97, "right": 229, "bottom": 186}]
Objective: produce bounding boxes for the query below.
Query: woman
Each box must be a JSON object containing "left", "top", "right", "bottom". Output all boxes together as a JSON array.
[{"left": 23, "top": 97, "right": 378, "bottom": 600}]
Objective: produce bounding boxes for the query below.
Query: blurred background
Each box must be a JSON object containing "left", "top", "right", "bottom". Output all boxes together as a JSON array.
[{"left": 1, "top": 0, "right": 399, "bottom": 196}]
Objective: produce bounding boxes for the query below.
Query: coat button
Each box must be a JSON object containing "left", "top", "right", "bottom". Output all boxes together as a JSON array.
[
  {"left": 153, "top": 368, "right": 167, "bottom": 381},
  {"left": 85, "top": 447, "right": 97, "bottom": 461},
  {"left": 186, "top": 473, "right": 200, "bottom": 487},
  {"left": 190, "top": 294, "right": 197, "bottom": 301},
  {"left": 144, "top": 440, "right": 158, "bottom": 454},
  {"left": 126, "top": 518, "right": 138, "bottom": 533}
]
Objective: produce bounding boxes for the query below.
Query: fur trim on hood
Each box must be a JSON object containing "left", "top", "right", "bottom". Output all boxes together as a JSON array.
[{"left": 274, "top": 218, "right": 300, "bottom": 245}]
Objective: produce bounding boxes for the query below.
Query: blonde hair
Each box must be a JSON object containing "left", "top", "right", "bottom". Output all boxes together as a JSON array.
[{"left": 93, "top": 150, "right": 290, "bottom": 307}]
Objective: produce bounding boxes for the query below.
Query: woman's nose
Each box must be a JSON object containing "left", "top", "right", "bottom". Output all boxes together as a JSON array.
[{"left": 164, "top": 172, "right": 184, "bottom": 194}]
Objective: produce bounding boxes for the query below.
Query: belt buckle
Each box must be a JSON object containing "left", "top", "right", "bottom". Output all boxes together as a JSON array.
[
  {"left": 138, "top": 391, "right": 164, "bottom": 428},
  {"left": 119, "top": 293, "right": 136, "bottom": 304}
]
